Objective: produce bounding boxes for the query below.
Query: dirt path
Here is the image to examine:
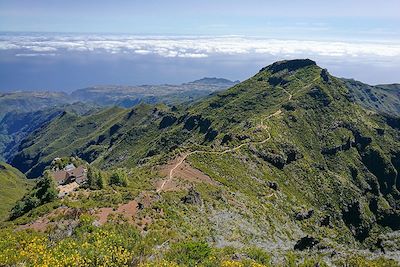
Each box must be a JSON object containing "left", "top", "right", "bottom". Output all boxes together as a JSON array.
[
  {"left": 156, "top": 109, "right": 284, "bottom": 193},
  {"left": 156, "top": 83, "right": 306, "bottom": 193},
  {"left": 283, "top": 89, "right": 293, "bottom": 101}
]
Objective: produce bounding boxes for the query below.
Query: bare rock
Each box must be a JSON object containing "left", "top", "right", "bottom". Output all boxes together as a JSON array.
[
  {"left": 181, "top": 187, "right": 202, "bottom": 205},
  {"left": 295, "top": 209, "right": 314, "bottom": 220},
  {"left": 294, "top": 236, "right": 319, "bottom": 250}
]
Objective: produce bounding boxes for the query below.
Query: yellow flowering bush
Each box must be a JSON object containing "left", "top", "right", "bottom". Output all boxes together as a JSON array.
[
  {"left": 0, "top": 223, "right": 139, "bottom": 267},
  {"left": 1, "top": 225, "right": 397, "bottom": 267},
  {"left": 140, "top": 260, "right": 179, "bottom": 267},
  {"left": 221, "top": 260, "right": 244, "bottom": 267}
]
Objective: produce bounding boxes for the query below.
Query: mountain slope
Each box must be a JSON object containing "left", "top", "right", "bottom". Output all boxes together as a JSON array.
[
  {"left": 0, "top": 91, "right": 72, "bottom": 120},
  {"left": 71, "top": 78, "right": 239, "bottom": 107},
  {"left": 0, "top": 103, "right": 100, "bottom": 162},
  {"left": 6, "top": 59, "right": 400, "bottom": 265},
  {"left": 0, "top": 162, "right": 32, "bottom": 221},
  {"left": 343, "top": 79, "right": 400, "bottom": 116}
]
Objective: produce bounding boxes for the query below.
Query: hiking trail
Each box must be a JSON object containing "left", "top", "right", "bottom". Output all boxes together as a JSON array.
[{"left": 156, "top": 81, "right": 313, "bottom": 193}]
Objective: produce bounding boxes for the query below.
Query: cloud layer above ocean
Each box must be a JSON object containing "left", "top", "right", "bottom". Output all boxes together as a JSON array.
[
  {"left": 1, "top": 35, "right": 400, "bottom": 59},
  {"left": 0, "top": 34, "right": 399, "bottom": 90}
]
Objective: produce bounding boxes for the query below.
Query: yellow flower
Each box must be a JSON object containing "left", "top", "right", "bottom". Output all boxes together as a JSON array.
[{"left": 221, "top": 260, "right": 244, "bottom": 267}]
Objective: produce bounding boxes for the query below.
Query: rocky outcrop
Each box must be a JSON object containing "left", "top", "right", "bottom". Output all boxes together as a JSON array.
[
  {"left": 320, "top": 69, "right": 330, "bottom": 83},
  {"left": 255, "top": 150, "right": 286, "bottom": 169},
  {"left": 342, "top": 201, "right": 371, "bottom": 241},
  {"left": 361, "top": 147, "right": 397, "bottom": 196},
  {"left": 221, "top": 133, "right": 250, "bottom": 145},
  {"left": 294, "top": 236, "right": 319, "bottom": 250},
  {"left": 159, "top": 115, "right": 177, "bottom": 129},
  {"left": 183, "top": 115, "right": 213, "bottom": 133},
  {"left": 307, "top": 86, "right": 331, "bottom": 107},
  {"left": 181, "top": 187, "right": 202, "bottom": 205},
  {"left": 376, "top": 209, "right": 400, "bottom": 230},
  {"left": 205, "top": 129, "right": 218, "bottom": 142},
  {"left": 262, "top": 59, "right": 316, "bottom": 74},
  {"left": 250, "top": 143, "right": 302, "bottom": 169},
  {"left": 321, "top": 137, "right": 354, "bottom": 155},
  {"left": 295, "top": 209, "right": 314, "bottom": 221},
  {"left": 320, "top": 215, "right": 331, "bottom": 227},
  {"left": 267, "top": 181, "right": 279, "bottom": 191},
  {"left": 268, "top": 77, "right": 288, "bottom": 86}
]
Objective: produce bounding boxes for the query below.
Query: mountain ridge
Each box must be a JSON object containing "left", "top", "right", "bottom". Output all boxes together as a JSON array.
[{"left": 2, "top": 59, "right": 400, "bottom": 265}]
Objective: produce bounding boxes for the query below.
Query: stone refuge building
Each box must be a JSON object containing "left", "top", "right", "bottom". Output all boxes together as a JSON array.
[{"left": 52, "top": 164, "right": 87, "bottom": 186}]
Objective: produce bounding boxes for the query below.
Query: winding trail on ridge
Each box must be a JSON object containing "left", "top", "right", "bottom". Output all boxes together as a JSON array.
[{"left": 156, "top": 88, "right": 294, "bottom": 193}]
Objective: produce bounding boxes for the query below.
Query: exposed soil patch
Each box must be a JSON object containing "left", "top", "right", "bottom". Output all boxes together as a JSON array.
[
  {"left": 17, "top": 206, "right": 75, "bottom": 232},
  {"left": 95, "top": 207, "right": 114, "bottom": 225},
  {"left": 94, "top": 200, "right": 138, "bottom": 225},
  {"left": 155, "top": 178, "right": 180, "bottom": 192},
  {"left": 57, "top": 182, "right": 80, "bottom": 198},
  {"left": 157, "top": 156, "right": 217, "bottom": 192}
]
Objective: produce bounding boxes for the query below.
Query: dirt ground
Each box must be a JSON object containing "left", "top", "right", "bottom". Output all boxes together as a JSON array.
[
  {"left": 157, "top": 156, "right": 217, "bottom": 192},
  {"left": 94, "top": 200, "right": 138, "bottom": 225},
  {"left": 17, "top": 206, "right": 74, "bottom": 232}
]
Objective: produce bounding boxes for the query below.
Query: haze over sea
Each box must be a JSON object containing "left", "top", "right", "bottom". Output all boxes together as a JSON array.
[{"left": 1, "top": 33, "right": 399, "bottom": 91}]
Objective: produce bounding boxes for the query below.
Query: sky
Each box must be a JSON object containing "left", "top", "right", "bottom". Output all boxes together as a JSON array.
[{"left": 0, "top": 0, "right": 399, "bottom": 91}]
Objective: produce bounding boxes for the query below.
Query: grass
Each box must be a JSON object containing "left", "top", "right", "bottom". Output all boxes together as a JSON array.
[
  {"left": 2, "top": 60, "right": 400, "bottom": 265},
  {"left": 0, "top": 162, "right": 33, "bottom": 221}
]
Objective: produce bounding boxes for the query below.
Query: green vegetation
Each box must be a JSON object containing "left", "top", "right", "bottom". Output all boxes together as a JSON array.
[
  {"left": 166, "top": 241, "right": 212, "bottom": 266},
  {"left": 0, "top": 224, "right": 397, "bottom": 267},
  {"left": 1, "top": 59, "right": 399, "bottom": 265},
  {"left": 109, "top": 169, "right": 129, "bottom": 187},
  {"left": 10, "top": 171, "right": 58, "bottom": 219},
  {"left": 0, "top": 103, "right": 99, "bottom": 162},
  {"left": 0, "top": 91, "right": 71, "bottom": 120},
  {"left": 0, "top": 162, "right": 32, "bottom": 221},
  {"left": 86, "top": 166, "right": 106, "bottom": 190},
  {"left": 343, "top": 79, "right": 400, "bottom": 116}
]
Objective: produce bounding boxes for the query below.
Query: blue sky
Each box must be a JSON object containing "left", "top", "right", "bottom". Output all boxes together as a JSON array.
[
  {"left": 1, "top": 0, "right": 399, "bottom": 41},
  {"left": 0, "top": 1, "right": 399, "bottom": 90}
]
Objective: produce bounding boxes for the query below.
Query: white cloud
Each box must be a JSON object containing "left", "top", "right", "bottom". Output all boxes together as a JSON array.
[
  {"left": 1, "top": 34, "right": 400, "bottom": 60},
  {"left": 15, "top": 53, "right": 57, "bottom": 57},
  {"left": 178, "top": 53, "right": 208, "bottom": 58}
]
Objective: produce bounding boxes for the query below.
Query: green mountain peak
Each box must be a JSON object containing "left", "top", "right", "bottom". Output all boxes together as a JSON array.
[
  {"left": 259, "top": 58, "right": 317, "bottom": 74},
  {"left": 2, "top": 59, "right": 400, "bottom": 266}
]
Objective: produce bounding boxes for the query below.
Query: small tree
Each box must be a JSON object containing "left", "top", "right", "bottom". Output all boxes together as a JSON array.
[
  {"left": 96, "top": 171, "right": 105, "bottom": 189},
  {"left": 38, "top": 171, "right": 58, "bottom": 203},
  {"left": 87, "top": 167, "right": 105, "bottom": 190},
  {"left": 87, "top": 167, "right": 96, "bottom": 188},
  {"left": 109, "top": 169, "right": 129, "bottom": 187},
  {"left": 10, "top": 171, "right": 58, "bottom": 219}
]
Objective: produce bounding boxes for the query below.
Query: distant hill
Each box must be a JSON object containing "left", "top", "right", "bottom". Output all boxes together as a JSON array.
[
  {"left": 0, "top": 103, "right": 99, "bottom": 162},
  {"left": 70, "top": 78, "right": 239, "bottom": 107},
  {"left": 0, "top": 162, "right": 32, "bottom": 221},
  {"left": 0, "top": 78, "right": 238, "bottom": 161},
  {"left": 343, "top": 79, "right": 400, "bottom": 116},
  {"left": 0, "top": 78, "right": 238, "bottom": 117},
  {"left": 189, "top": 77, "right": 240, "bottom": 86},
  {"left": 0, "top": 91, "right": 72, "bottom": 120}
]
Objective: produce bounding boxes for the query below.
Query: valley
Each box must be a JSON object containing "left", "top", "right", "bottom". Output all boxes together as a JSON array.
[{"left": 0, "top": 59, "right": 399, "bottom": 266}]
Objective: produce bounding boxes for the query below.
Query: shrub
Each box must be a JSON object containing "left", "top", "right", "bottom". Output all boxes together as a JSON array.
[
  {"left": 166, "top": 241, "right": 211, "bottom": 266},
  {"left": 0, "top": 223, "right": 141, "bottom": 267},
  {"left": 87, "top": 167, "right": 105, "bottom": 190},
  {"left": 109, "top": 169, "right": 129, "bottom": 187},
  {"left": 245, "top": 247, "right": 271, "bottom": 265},
  {"left": 10, "top": 171, "right": 58, "bottom": 219}
]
